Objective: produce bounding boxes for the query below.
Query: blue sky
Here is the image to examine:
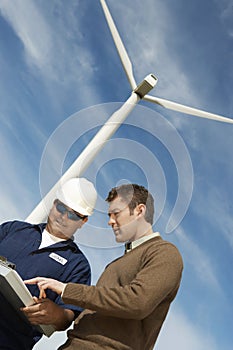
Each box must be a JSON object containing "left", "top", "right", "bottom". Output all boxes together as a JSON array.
[{"left": 0, "top": 0, "right": 232, "bottom": 349}]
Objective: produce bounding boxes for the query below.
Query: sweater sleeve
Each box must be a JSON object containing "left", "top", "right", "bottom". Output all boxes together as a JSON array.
[{"left": 62, "top": 243, "right": 183, "bottom": 320}]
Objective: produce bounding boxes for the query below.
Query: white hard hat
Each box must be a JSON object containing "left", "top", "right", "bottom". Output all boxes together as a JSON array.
[{"left": 56, "top": 178, "right": 97, "bottom": 216}]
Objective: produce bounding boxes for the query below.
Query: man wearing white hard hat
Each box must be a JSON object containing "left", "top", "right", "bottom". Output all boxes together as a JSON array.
[{"left": 0, "top": 177, "right": 97, "bottom": 350}]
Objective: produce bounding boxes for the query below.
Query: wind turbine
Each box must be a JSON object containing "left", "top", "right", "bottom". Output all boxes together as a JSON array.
[{"left": 26, "top": 0, "right": 233, "bottom": 224}]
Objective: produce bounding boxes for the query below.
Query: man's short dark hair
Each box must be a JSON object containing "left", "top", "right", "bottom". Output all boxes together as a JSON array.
[{"left": 105, "top": 184, "right": 154, "bottom": 225}]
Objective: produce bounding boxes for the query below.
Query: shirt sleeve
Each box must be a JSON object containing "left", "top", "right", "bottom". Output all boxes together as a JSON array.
[
  {"left": 62, "top": 244, "right": 183, "bottom": 320},
  {"left": 0, "top": 221, "right": 13, "bottom": 242}
]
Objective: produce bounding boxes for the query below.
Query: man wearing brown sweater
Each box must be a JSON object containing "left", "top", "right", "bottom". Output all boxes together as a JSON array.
[{"left": 26, "top": 184, "right": 183, "bottom": 350}]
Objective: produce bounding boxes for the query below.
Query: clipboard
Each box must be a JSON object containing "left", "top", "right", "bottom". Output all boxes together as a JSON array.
[{"left": 0, "top": 260, "right": 54, "bottom": 337}]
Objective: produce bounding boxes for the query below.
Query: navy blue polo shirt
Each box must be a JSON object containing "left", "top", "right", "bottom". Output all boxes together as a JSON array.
[{"left": 0, "top": 220, "right": 91, "bottom": 350}]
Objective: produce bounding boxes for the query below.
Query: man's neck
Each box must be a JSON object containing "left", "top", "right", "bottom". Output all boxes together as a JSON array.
[{"left": 132, "top": 224, "right": 154, "bottom": 242}]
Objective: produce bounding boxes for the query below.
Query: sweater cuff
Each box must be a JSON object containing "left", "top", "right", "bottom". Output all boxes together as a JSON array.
[
  {"left": 61, "top": 283, "right": 85, "bottom": 306},
  {"left": 61, "top": 283, "right": 67, "bottom": 297}
]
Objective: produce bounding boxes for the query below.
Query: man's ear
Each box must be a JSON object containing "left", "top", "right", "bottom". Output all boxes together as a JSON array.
[
  {"left": 82, "top": 217, "right": 88, "bottom": 225},
  {"left": 136, "top": 204, "right": 146, "bottom": 218}
]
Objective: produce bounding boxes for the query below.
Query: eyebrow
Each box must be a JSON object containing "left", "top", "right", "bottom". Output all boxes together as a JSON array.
[
  {"left": 108, "top": 208, "right": 118, "bottom": 213},
  {"left": 108, "top": 208, "right": 123, "bottom": 215}
]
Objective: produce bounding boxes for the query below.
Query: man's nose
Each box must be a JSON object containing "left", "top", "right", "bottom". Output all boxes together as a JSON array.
[{"left": 108, "top": 214, "right": 115, "bottom": 226}]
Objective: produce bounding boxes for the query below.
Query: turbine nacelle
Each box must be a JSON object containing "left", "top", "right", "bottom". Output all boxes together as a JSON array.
[{"left": 134, "top": 74, "right": 158, "bottom": 98}]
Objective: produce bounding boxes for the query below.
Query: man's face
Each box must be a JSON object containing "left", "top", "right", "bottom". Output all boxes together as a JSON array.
[
  {"left": 46, "top": 200, "right": 87, "bottom": 239},
  {"left": 108, "top": 196, "right": 138, "bottom": 243}
]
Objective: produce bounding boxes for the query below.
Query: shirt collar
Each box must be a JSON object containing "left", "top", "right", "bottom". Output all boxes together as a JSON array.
[{"left": 125, "top": 232, "right": 160, "bottom": 253}]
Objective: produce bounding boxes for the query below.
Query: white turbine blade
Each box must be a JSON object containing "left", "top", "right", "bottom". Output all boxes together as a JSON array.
[
  {"left": 100, "top": 0, "right": 137, "bottom": 90},
  {"left": 143, "top": 94, "right": 233, "bottom": 124}
]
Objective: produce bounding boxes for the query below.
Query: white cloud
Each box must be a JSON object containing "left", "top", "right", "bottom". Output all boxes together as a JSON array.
[
  {"left": 192, "top": 184, "right": 233, "bottom": 249},
  {"left": 175, "top": 227, "right": 222, "bottom": 293},
  {"left": 0, "top": 0, "right": 96, "bottom": 86},
  {"left": 156, "top": 306, "right": 218, "bottom": 350},
  {"left": 0, "top": 0, "right": 51, "bottom": 68},
  {"left": 215, "top": 0, "right": 233, "bottom": 35}
]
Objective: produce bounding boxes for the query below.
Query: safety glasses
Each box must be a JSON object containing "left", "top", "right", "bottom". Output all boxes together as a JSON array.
[{"left": 55, "top": 200, "right": 87, "bottom": 221}]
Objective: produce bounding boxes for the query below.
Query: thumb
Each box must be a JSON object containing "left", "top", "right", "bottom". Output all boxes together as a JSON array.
[{"left": 32, "top": 296, "right": 39, "bottom": 303}]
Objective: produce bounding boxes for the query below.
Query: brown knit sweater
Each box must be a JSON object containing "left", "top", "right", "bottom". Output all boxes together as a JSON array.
[{"left": 59, "top": 236, "right": 183, "bottom": 350}]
